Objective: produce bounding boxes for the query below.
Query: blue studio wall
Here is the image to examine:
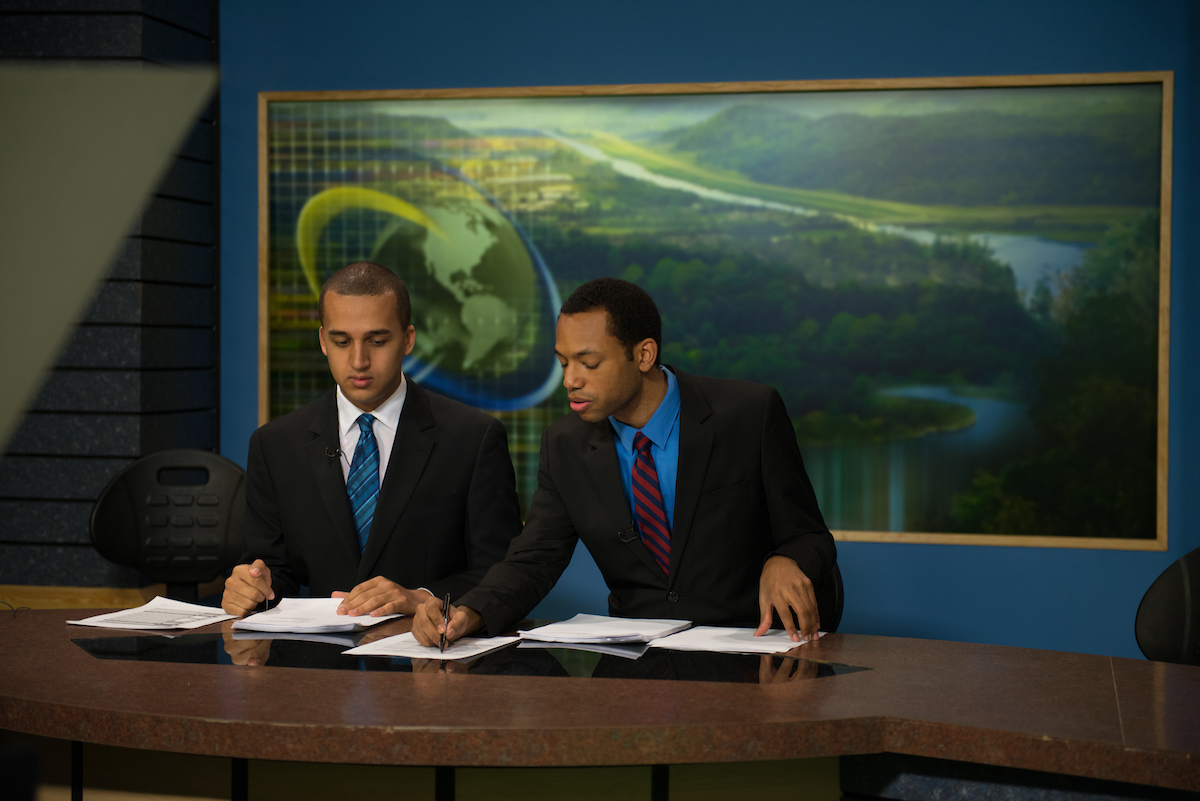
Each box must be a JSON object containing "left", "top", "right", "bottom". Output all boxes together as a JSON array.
[{"left": 219, "top": 0, "right": 1200, "bottom": 659}]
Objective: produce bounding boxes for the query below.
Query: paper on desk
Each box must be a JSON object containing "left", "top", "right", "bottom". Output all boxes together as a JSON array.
[
  {"left": 67, "top": 596, "right": 234, "bottom": 630},
  {"left": 519, "top": 613, "right": 691, "bottom": 644},
  {"left": 343, "top": 632, "right": 519, "bottom": 661},
  {"left": 232, "top": 597, "right": 399, "bottom": 634},
  {"left": 649, "top": 626, "right": 824, "bottom": 654}
]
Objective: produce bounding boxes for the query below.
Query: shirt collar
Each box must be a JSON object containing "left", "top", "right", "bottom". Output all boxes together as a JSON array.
[
  {"left": 336, "top": 373, "right": 407, "bottom": 438},
  {"left": 609, "top": 367, "right": 680, "bottom": 453}
]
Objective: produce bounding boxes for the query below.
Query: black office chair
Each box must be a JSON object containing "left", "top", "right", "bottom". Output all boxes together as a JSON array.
[
  {"left": 824, "top": 561, "right": 845, "bottom": 633},
  {"left": 1135, "top": 546, "right": 1200, "bottom": 665},
  {"left": 91, "top": 449, "right": 246, "bottom": 603}
]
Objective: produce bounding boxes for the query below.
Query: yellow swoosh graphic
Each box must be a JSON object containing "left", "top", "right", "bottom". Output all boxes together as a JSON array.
[{"left": 295, "top": 186, "right": 448, "bottom": 297}]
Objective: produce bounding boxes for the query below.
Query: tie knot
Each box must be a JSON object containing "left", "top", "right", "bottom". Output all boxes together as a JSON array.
[
  {"left": 356, "top": 413, "right": 375, "bottom": 435},
  {"left": 633, "top": 431, "right": 653, "bottom": 454}
]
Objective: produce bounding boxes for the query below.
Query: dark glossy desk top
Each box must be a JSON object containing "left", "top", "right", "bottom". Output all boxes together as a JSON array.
[{"left": 1, "top": 610, "right": 1198, "bottom": 791}]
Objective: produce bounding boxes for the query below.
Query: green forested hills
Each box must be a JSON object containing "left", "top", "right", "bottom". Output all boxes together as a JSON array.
[{"left": 656, "top": 103, "right": 1161, "bottom": 207}]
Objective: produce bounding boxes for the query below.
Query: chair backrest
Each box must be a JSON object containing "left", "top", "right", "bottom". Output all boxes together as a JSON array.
[
  {"left": 825, "top": 560, "right": 845, "bottom": 634},
  {"left": 1135, "top": 546, "right": 1200, "bottom": 665},
  {"left": 91, "top": 449, "right": 245, "bottom": 602}
]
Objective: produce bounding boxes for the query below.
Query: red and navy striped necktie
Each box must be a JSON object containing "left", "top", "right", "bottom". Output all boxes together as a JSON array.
[{"left": 632, "top": 431, "right": 671, "bottom": 573}]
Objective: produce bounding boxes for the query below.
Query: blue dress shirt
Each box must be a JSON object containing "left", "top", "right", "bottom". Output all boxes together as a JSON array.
[{"left": 609, "top": 367, "right": 681, "bottom": 530}]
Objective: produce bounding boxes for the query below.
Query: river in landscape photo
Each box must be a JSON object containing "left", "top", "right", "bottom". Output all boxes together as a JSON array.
[{"left": 803, "top": 386, "right": 1041, "bottom": 532}]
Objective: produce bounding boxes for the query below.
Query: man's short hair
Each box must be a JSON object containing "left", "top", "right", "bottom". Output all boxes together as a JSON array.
[
  {"left": 318, "top": 262, "right": 411, "bottom": 328},
  {"left": 561, "top": 278, "right": 661, "bottom": 366}
]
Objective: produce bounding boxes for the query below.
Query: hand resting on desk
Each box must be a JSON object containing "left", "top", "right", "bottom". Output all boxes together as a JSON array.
[
  {"left": 333, "top": 576, "right": 433, "bottom": 618},
  {"left": 411, "top": 595, "right": 484, "bottom": 648},
  {"left": 222, "top": 559, "right": 274, "bottom": 616},
  {"left": 755, "top": 555, "right": 821, "bottom": 642}
]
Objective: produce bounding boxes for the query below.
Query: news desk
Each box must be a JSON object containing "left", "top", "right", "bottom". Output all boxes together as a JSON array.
[{"left": 0, "top": 609, "right": 1197, "bottom": 800}]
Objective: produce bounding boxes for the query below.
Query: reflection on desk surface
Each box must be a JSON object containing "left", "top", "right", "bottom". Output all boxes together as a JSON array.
[{"left": 71, "top": 633, "right": 869, "bottom": 684}]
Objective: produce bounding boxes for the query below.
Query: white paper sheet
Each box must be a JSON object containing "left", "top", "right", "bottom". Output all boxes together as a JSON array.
[
  {"left": 649, "top": 626, "right": 824, "bottom": 654},
  {"left": 518, "top": 613, "right": 691, "bottom": 644},
  {"left": 232, "top": 597, "right": 400, "bottom": 634},
  {"left": 343, "top": 632, "right": 519, "bottom": 661},
  {"left": 67, "top": 596, "right": 234, "bottom": 630}
]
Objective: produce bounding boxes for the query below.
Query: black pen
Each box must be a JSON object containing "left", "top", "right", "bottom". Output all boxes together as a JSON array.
[{"left": 439, "top": 592, "right": 451, "bottom": 653}]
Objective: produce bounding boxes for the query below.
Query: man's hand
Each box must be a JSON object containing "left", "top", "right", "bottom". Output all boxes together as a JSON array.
[
  {"left": 222, "top": 559, "right": 274, "bottom": 616},
  {"left": 755, "top": 555, "right": 820, "bottom": 642},
  {"left": 411, "top": 595, "right": 484, "bottom": 648},
  {"left": 333, "top": 577, "right": 432, "bottom": 617}
]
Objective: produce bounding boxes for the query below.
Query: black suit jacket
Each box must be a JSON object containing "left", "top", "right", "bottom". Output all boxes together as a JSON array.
[
  {"left": 458, "top": 369, "right": 838, "bottom": 635},
  {"left": 241, "top": 381, "right": 522, "bottom": 601}
]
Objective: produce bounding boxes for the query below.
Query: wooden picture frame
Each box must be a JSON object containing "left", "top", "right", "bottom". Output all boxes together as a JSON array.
[{"left": 259, "top": 72, "right": 1171, "bottom": 550}]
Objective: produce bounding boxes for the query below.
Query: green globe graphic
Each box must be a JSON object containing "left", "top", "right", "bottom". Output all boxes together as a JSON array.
[{"left": 371, "top": 196, "right": 537, "bottom": 376}]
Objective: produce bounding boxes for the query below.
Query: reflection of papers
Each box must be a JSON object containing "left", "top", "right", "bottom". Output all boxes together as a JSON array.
[
  {"left": 231, "top": 630, "right": 360, "bottom": 648},
  {"left": 519, "top": 614, "right": 691, "bottom": 644},
  {"left": 232, "top": 597, "right": 399, "bottom": 634},
  {"left": 67, "top": 596, "right": 234, "bottom": 630},
  {"left": 517, "top": 640, "right": 649, "bottom": 660},
  {"left": 343, "top": 632, "right": 519, "bottom": 661},
  {"left": 650, "top": 626, "right": 824, "bottom": 654}
]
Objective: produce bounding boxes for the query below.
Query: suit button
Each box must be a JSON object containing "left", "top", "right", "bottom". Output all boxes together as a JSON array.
[{"left": 667, "top": 591, "right": 679, "bottom": 603}]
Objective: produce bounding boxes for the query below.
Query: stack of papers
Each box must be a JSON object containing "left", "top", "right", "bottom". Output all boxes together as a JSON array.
[
  {"left": 649, "top": 626, "right": 823, "bottom": 654},
  {"left": 67, "top": 596, "right": 234, "bottom": 630},
  {"left": 344, "top": 632, "right": 519, "bottom": 661},
  {"left": 232, "top": 597, "right": 400, "bottom": 634},
  {"left": 518, "top": 613, "right": 691, "bottom": 644}
]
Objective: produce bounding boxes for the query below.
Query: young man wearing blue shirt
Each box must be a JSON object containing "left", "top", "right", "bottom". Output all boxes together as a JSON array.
[{"left": 414, "top": 277, "right": 838, "bottom": 646}]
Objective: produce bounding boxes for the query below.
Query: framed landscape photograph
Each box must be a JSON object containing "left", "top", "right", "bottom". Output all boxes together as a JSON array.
[{"left": 259, "top": 72, "right": 1171, "bottom": 549}]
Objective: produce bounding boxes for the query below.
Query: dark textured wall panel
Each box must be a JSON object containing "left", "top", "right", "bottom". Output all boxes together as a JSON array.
[
  {"left": 141, "top": 284, "right": 214, "bottom": 327},
  {"left": 0, "top": 500, "right": 92, "bottom": 544},
  {"left": 0, "top": 2, "right": 214, "bottom": 37},
  {"left": 177, "top": 119, "right": 214, "bottom": 162},
  {"left": 0, "top": 457, "right": 133, "bottom": 500},
  {"left": 132, "top": 196, "right": 213, "bottom": 244},
  {"left": 6, "top": 413, "right": 139, "bottom": 456},
  {"left": 141, "top": 410, "right": 214, "bottom": 452},
  {"left": 141, "top": 369, "right": 215, "bottom": 411},
  {"left": 0, "top": 13, "right": 211, "bottom": 61},
  {"left": 29, "top": 370, "right": 215, "bottom": 413},
  {"left": 108, "top": 239, "right": 213, "bottom": 285},
  {"left": 0, "top": 543, "right": 140, "bottom": 586},
  {"left": 157, "top": 156, "right": 213, "bottom": 203},
  {"left": 29, "top": 371, "right": 140, "bottom": 412},
  {"left": 0, "top": 14, "right": 209, "bottom": 61},
  {"left": 0, "top": 15, "right": 142, "bottom": 58},
  {"left": 57, "top": 328, "right": 214, "bottom": 369},
  {"left": 5, "top": 410, "right": 214, "bottom": 456},
  {"left": 0, "top": 0, "right": 218, "bottom": 589},
  {"left": 81, "top": 283, "right": 213, "bottom": 326}
]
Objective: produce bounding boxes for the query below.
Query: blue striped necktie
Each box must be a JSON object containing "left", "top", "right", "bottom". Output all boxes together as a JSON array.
[
  {"left": 346, "top": 413, "right": 379, "bottom": 552},
  {"left": 632, "top": 431, "right": 671, "bottom": 573}
]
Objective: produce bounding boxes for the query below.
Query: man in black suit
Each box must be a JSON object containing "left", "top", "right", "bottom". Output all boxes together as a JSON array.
[
  {"left": 414, "top": 278, "right": 837, "bottom": 647},
  {"left": 221, "top": 262, "right": 522, "bottom": 619}
]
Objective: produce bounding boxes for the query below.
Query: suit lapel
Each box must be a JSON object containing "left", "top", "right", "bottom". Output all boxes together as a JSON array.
[
  {"left": 304, "top": 392, "right": 363, "bottom": 566},
  {"left": 668, "top": 370, "right": 714, "bottom": 586},
  {"left": 358, "top": 380, "right": 433, "bottom": 581},
  {"left": 583, "top": 423, "right": 667, "bottom": 583}
]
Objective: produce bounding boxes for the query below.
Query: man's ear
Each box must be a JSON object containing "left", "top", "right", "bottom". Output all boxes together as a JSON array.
[
  {"left": 636, "top": 337, "right": 658, "bottom": 372},
  {"left": 318, "top": 326, "right": 328, "bottom": 357},
  {"left": 403, "top": 324, "right": 416, "bottom": 356}
]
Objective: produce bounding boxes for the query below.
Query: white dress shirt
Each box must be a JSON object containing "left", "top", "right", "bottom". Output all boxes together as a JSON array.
[{"left": 334, "top": 374, "right": 408, "bottom": 486}]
